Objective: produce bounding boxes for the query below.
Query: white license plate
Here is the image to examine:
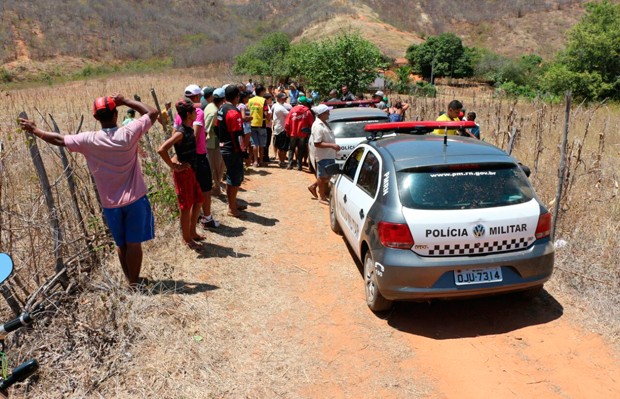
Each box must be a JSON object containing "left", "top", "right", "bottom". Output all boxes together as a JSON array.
[{"left": 454, "top": 267, "right": 503, "bottom": 286}]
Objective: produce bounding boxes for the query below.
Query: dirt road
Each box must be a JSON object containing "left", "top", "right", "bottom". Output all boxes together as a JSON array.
[{"left": 130, "top": 163, "right": 619, "bottom": 399}]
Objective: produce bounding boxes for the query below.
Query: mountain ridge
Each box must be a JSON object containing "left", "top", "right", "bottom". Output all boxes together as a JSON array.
[{"left": 0, "top": 0, "right": 591, "bottom": 81}]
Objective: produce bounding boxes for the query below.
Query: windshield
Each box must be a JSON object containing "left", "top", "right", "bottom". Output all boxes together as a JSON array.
[
  {"left": 330, "top": 119, "right": 388, "bottom": 139},
  {"left": 398, "top": 163, "right": 535, "bottom": 210}
]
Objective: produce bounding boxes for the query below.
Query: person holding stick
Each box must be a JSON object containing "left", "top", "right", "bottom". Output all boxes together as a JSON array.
[{"left": 19, "top": 94, "right": 159, "bottom": 288}]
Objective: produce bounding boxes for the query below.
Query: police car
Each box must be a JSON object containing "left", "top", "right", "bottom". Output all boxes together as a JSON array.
[
  {"left": 327, "top": 121, "right": 555, "bottom": 312},
  {"left": 309, "top": 105, "right": 389, "bottom": 173}
]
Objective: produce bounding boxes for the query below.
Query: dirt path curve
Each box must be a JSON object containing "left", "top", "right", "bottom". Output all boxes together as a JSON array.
[{"left": 136, "top": 164, "right": 620, "bottom": 399}]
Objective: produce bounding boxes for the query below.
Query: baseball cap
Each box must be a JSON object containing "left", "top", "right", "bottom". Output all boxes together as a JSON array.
[
  {"left": 202, "top": 86, "right": 215, "bottom": 98},
  {"left": 276, "top": 92, "right": 287, "bottom": 99},
  {"left": 213, "top": 88, "right": 225, "bottom": 99},
  {"left": 373, "top": 91, "right": 385, "bottom": 97},
  {"left": 92, "top": 96, "right": 116, "bottom": 116},
  {"left": 184, "top": 84, "right": 202, "bottom": 97},
  {"left": 312, "top": 104, "right": 330, "bottom": 115},
  {"left": 175, "top": 98, "right": 195, "bottom": 114}
]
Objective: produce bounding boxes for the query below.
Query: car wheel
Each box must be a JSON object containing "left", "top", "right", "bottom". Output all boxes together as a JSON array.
[
  {"left": 329, "top": 194, "right": 342, "bottom": 235},
  {"left": 364, "top": 251, "right": 393, "bottom": 312}
]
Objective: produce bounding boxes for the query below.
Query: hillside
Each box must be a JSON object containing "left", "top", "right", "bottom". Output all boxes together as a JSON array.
[{"left": 0, "top": 0, "right": 591, "bottom": 81}]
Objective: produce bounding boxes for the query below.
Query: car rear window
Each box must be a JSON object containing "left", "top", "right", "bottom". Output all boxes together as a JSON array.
[
  {"left": 397, "top": 163, "right": 535, "bottom": 210},
  {"left": 331, "top": 119, "right": 388, "bottom": 139}
]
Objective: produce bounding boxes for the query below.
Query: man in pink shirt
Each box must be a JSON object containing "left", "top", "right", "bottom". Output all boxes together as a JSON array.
[{"left": 19, "top": 94, "right": 159, "bottom": 288}]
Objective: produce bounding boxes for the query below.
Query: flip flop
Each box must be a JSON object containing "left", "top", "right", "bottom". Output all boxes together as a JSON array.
[
  {"left": 319, "top": 199, "right": 329, "bottom": 205},
  {"left": 307, "top": 185, "right": 318, "bottom": 199}
]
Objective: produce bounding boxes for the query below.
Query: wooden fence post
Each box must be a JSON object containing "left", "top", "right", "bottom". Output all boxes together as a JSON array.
[
  {"left": 552, "top": 92, "right": 571, "bottom": 240},
  {"left": 507, "top": 126, "right": 518, "bottom": 155},
  {"left": 49, "top": 114, "right": 98, "bottom": 268},
  {"left": 19, "top": 111, "right": 67, "bottom": 281}
]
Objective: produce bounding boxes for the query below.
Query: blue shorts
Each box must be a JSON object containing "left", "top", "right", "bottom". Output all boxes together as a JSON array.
[
  {"left": 222, "top": 152, "right": 244, "bottom": 187},
  {"left": 317, "top": 158, "right": 336, "bottom": 178},
  {"left": 250, "top": 128, "right": 268, "bottom": 147},
  {"left": 103, "top": 196, "right": 155, "bottom": 247}
]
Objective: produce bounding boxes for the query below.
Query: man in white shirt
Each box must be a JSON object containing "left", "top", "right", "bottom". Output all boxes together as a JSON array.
[
  {"left": 271, "top": 92, "right": 290, "bottom": 166},
  {"left": 246, "top": 78, "right": 255, "bottom": 94},
  {"left": 308, "top": 104, "right": 340, "bottom": 204}
]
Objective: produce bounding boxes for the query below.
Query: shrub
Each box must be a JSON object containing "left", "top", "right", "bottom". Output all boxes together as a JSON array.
[
  {"left": 286, "top": 32, "right": 383, "bottom": 95},
  {"left": 406, "top": 33, "right": 473, "bottom": 80},
  {"left": 0, "top": 67, "right": 13, "bottom": 83}
]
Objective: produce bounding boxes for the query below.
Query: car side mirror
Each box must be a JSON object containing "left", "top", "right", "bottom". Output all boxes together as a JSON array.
[
  {"left": 0, "top": 253, "right": 14, "bottom": 285},
  {"left": 325, "top": 162, "right": 342, "bottom": 175},
  {"left": 518, "top": 163, "right": 531, "bottom": 177}
]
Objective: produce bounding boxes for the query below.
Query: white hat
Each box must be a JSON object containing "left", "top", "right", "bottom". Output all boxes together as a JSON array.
[
  {"left": 312, "top": 104, "right": 330, "bottom": 115},
  {"left": 184, "top": 84, "right": 202, "bottom": 97},
  {"left": 373, "top": 90, "right": 385, "bottom": 97}
]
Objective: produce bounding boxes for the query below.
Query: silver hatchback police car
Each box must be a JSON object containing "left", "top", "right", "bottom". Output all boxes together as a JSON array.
[{"left": 328, "top": 121, "right": 554, "bottom": 312}]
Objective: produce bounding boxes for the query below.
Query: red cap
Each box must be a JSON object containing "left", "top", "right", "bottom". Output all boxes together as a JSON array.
[{"left": 92, "top": 96, "right": 117, "bottom": 116}]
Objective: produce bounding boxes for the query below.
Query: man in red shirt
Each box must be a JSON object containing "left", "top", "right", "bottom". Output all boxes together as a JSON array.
[
  {"left": 216, "top": 85, "right": 250, "bottom": 217},
  {"left": 284, "top": 97, "right": 314, "bottom": 171}
]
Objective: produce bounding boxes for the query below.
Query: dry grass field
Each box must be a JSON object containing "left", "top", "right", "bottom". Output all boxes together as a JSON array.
[{"left": 0, "top": 69, "right": 619, "bottom": 397}]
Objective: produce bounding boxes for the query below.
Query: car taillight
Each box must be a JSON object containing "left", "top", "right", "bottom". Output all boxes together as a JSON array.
[
  {"left": 378, "top": 222, "right": 414, "bottom": 249},
  {"left": 535, "top": 212, "right": 552, "bottom": 239}
]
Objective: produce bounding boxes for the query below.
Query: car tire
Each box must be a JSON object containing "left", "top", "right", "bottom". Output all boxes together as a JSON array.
[
  {"left": 364, "top": 251, "right": 393, "bottom": 312},
  {"left": 329, "top": 194, "right": 342, "bottom": 235}
]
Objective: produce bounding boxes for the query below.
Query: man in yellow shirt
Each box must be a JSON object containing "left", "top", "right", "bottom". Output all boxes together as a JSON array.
[
  {"left": 433, "top": 100, "right": 463, "bottom": 135},
  {"left": 248, "top": 85, "right": 268, "bottom": 166}
]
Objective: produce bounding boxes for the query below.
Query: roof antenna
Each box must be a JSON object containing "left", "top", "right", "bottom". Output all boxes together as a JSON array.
[{"left": 443, "top": 127, "right": 448, "bottom": 146}]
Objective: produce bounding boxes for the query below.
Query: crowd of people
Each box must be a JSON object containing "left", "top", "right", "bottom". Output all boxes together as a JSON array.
[{"left": 17, "top": 79, "right": 479, "bottom": 289}]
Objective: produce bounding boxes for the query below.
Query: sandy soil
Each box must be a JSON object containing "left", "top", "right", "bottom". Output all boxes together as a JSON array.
[{"left": 130, "top": 162, "right": 619, "bottom": 399}]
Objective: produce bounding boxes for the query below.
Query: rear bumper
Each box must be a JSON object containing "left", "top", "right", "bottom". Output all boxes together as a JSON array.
[{"left": 374, "top": 240, "right": 554, "bottom": 301}]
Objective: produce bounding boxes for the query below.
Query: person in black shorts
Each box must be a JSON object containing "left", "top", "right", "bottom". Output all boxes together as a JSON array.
[{"left": 216, "top": 85, "right": 250, "bottom": 218}]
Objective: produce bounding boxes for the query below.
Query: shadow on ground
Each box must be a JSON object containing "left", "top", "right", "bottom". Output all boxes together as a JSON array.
[
  {"left": 145, "top": 279, "right": 219, "bottom": 295},
  {"left": 246, "top": 169, "right": 272, "bottom": 177},
  {"left": 210, "top": 225, "right": 247, "bottom": 237},
  {"left": 385, "top": 290, "right": 563, "bottom": 339},
  {"left": 194, "top": 242, "right": 250, "bottom": 259},
  {"left": 243, "top": 211, "right": 278, "bottom": 226}
]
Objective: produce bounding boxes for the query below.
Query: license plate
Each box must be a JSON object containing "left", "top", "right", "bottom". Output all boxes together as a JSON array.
[{"left": 454, "top": 267, "right": 503, "bottom": 286}]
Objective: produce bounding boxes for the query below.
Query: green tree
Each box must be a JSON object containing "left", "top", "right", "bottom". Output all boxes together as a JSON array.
[
  {"left": 234, "top": 32, "right": 291, "bottom": 80},
  {"left": 472, "top": 49, "right": 543, "bottom": 87},
  {"left": 406, "top": 33, "right": 473, "bottom": 81},
  {"left": 286, "top": 32, "right": 383, "bottom": 95},
  {"left": 539, "top": 64, "right": 611, "bottom": 100},
  {"left": 541, "top": 0, "right": 620, "bottom": 100}
]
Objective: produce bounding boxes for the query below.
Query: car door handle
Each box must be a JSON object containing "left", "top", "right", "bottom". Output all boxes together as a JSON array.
[
  {"left": 359, "top": 209, "right": 365, "bottom": 219},
  {"left": 343, "top": 194, "right": 347, "bottom": 203}
]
